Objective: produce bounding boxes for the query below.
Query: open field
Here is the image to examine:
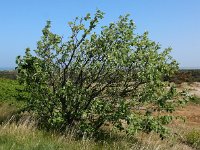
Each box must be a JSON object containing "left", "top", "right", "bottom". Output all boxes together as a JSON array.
[{"left": 0, "top": 78, "right": 200, "bottom": 149}]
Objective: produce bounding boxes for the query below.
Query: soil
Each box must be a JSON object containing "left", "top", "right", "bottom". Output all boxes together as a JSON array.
[{"left": 173, "top": 82, "right": 200, "bottom": 129}]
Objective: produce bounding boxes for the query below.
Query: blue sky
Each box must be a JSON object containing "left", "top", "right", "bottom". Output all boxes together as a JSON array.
[{"left": 0, "top": 0, "right": 200, "bottom": 69}]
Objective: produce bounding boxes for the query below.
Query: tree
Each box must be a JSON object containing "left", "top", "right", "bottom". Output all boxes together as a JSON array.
[{"left": 16, "top": 10, "right": 188, "bottom": 138}]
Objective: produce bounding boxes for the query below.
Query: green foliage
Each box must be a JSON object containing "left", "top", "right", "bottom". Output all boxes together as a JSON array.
[
  {"left": 185, "top": 129, "right": 200, "bottom": 149},
  {"left": 0, "top": 78, "right": 24, "bottom": 107},
  {"left": 16, "top": 10, "right": 188, "bottom": 138},
  {"left": 0, "top": 78, "right": 18, "bottom": 102}
]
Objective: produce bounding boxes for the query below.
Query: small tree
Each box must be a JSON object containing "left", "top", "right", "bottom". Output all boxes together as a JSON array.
[{"left": 16, "top": 10, "right": 187, "bottom": 138}]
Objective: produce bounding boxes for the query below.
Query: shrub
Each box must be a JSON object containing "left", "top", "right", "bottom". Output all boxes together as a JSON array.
[{"left": 16, "top": 10, "right": 188, "bottom": 138}]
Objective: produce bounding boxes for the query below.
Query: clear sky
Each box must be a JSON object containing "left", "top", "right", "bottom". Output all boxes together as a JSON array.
[{"left": 0, "top": 0, "right": 200, "bottom": 69}]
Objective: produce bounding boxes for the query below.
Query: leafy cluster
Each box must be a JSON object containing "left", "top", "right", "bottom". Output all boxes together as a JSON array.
[{"left": 16, "top": 10, "right": 187, "bottom": 138}]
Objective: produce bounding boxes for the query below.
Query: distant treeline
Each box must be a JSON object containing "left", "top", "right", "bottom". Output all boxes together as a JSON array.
[
  {"left": 0, "top": 69, "right": 200, "bottom": 83},
  {"left": 0, "top": 70, "right": 17, "bottom": 80},
  {"left": 170, "top": 69, "right": 200, "bottom": 83}
]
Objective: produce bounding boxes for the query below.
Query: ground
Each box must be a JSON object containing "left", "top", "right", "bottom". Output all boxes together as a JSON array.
[{"left": 175, "top": 82, "right": 200, "bottom": 128}]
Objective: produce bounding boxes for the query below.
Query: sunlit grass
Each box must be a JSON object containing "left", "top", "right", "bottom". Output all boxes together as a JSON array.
[
  {"left": 0, "top": 119, "right": 134, "bottom": 150},
  {"left": 0, "top": 116, "right": 194, "bottom": 150}
]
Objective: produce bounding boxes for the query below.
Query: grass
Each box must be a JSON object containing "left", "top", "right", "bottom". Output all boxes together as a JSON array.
[
  {"left": 0, "top": 103, "right": 18, "bottom": 124},
  {"left": 0, "top": 119, "right": 140, "bottom": 150},
  {"left": 185, "top": 129, "right": 200, "bottom": 149},
  {"left": 0, "top": 119, "right": 193, "bottom": 150},
  {"left": 0, "top": 109, "right": 194, "bottom": 150}
]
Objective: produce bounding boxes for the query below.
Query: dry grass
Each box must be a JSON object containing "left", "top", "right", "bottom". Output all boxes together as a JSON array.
[
  {"left": 0, "top": 103, "right": 18, "bottom": 124},
  {"left": 0, "top": 116, "right": 132, "bottom": 150},
  {"left": 0, "top": 115, "right": 195, "bottom": 150}
]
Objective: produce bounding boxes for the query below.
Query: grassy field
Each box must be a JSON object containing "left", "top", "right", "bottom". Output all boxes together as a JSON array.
[{"left": 0, "top": 77, "right": 200, "bottom": 149}]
